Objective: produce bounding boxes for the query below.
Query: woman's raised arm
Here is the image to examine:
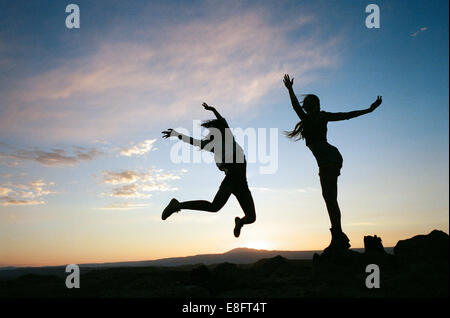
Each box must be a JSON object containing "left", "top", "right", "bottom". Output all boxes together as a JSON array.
[
  {"left": 325, "top": 96, "right": 382, "bottom": 121},
  {"left": 283, "top": 74, "right": 307, "bottom": 120},
  {"left": 162, "top": 129, "right": 213, "bottom": 151},
  {"left": 202, "top": 102, "right": 224, "bottom": 120}
]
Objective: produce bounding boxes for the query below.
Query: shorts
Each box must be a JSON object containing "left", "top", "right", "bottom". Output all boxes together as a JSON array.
[
  {"left": 219, "top": 163, "right": 250, "bottom": 195},
  {"left": 319, "top": 164, "right": 342, "bottom": 177},
  {"left": 308, "top": 142, "right": 343, "bottom": 176}
]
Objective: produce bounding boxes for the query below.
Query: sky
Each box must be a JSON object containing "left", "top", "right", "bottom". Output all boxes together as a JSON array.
[{"left": 0, "top": 0, "right": 448, "bottom": 266}]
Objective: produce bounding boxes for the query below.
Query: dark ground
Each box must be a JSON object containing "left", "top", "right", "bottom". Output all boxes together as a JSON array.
[{"left": 0, "top": 230, "right": 448, "bottom": 298}]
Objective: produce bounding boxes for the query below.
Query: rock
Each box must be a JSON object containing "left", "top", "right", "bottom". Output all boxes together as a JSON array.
[
  {"left": 252, "top": 255, "right": 287, "bottom": 269},
  {"left": 363, "top": 235, "right": 396, "bottom": 269},
  {"left": 394, "top": 230, "right": 449, "bottom": 266},
  {"left": 312, "top": 249, "right": 364, "bottom": 278},
  {"left": 313, "top": 234, "right": 397, "bottom": 278},
  {"left": 364, "top": 235, "right": 386, "bottom": 254}
]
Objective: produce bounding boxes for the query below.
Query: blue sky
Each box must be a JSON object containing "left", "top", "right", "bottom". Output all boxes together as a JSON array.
[{"left": 0, "top": 0, "right": 448, "bottom": 266}]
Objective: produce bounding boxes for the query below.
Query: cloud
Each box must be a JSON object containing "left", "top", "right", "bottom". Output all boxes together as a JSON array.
[
  {"left": 101, "top": 168, "right": 186, "bottom": 198},
  {"left": 14, "top": 179, "right": 56, "bottom": 197},
  {"left": 0, "top": 186, "right": 12, "bottom": 196},
  {"left": 101, "top": 168, "right": 183, "bottom": 185},
  {"left": 0, "top": 145, "right": 102, "bottom": 167},
  {"left": 0, "top": 179, "right": 56, "bottom": 206},
  {"left": 110, "top": 184, "right": 151, "bottom": 199},
  {"left": 4, "top": 161, "right": 19, "bottom": 167},
  {"left": 411, "top": 26, "right": 428, "bottom": 37},
  {"left": 102, "top": 170, "right": 141, "bottom": 185},
  {"left": 141, "top": 183, "right": 178, "bottom": 192},
  {"left": 119, "top": 139, "right": 156, "bottom": 157},
  {"left": 0, "top": 198, "right": 45, "bottom": 206},
  {"left": 100, "top": 202, "right": 150, "bottom": 210},
  {"left": 0, "top": 7, "right": 340, "bottom": 141}
]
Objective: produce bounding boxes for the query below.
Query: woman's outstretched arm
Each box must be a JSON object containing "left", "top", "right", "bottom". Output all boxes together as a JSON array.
[
  {"left": 326, "top": 96, "right": 382, "bottom": 121},
  {"left": 202, "top": 102, "right": 223, "bottom": 120},
  {"left": 162, "top": 129, "right": 213, "bottom": 150},
  {"left": 283, "top": 74, "right": 307, "bottom": 120}
]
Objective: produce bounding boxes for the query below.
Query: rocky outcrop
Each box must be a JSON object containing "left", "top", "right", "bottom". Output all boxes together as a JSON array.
[
  {"left": 394, "top": 229, "right": 449, "bottom": 266},
  {"left": 364, "top": 235, "right": 386, "bottom": 254}
]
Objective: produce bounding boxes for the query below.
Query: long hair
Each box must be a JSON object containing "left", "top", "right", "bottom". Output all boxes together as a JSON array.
[
  {"left": 285, "top": 94, "right": 320, "bottom": 141},
  {"left": 201, "top": 118, "right": 228, "bottom": 141},
  {"left": 285, "top": 120, "right": 304, "bottom": 141}
]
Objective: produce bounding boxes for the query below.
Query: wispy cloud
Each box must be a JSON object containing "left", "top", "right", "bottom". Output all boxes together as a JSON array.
[
  {"left": 99, "top": 202, "right": 150, "bottom": 210},
  {"left": 0, "top": 186, "right": 12, "bottom": 196},
  {"left": 0, "top": 179, "right": 56, "bottom": 206},
  {"left": 102, "top": 170, "right": 141, "bottom": 185},
  {"left": 0, "top": 198, "right": 45, "bottom": 206},
  {"left": 411, "top": 26, "right": 428, "bottom": 37},
  {"left": 119, "top": 139, "right": 156, "bottom": 157},
  {"left": 0, "top": 8, "right": 340, "bottom": 141},
  {"left": 0, "top": 145, "right": 102, "bottom": 167},
  {"left": 101, "top": 168, "right": 186, "bottom": 198},
  {"left": 110, "top": 183, "right": 151, "bottom": 199}
]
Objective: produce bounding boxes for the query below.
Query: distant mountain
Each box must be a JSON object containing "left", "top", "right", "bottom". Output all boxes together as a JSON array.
[
  {"left": 79, "top": 247, "right": 393, "bottom": 268},
  {"left": 0, "top": 247, "right": 394, "bottom": 280},
  {"left": 81, "top": 247, "right": 324, "bottom": 268}
]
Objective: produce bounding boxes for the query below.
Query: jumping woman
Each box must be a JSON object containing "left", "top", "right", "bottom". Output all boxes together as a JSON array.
[
  {"left": 161, "top": 102, "right": 256, "bottom": 238},
  {"left": 283, "top": 74, "right": 382, "bottom": 253}
]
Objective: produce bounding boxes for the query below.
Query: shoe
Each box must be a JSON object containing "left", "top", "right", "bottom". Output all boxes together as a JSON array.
[
  {"left": 162, "top": 198, "right": 180, "bottom": 220},
  {"left": 323, "top": 228, "right": 350, "bottom": 254},
  {"left": 233, "top": 217, "right": 242, "bottom": 238}
]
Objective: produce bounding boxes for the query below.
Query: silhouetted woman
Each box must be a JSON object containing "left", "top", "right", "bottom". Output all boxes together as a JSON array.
[
  {"left": 161, "top": 103, "right": 256, "bottom": 238},
  {"left": 283, "top": 74, "right": 382, "bottom": 253}
]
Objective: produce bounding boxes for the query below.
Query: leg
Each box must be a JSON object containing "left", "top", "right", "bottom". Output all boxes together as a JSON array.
[
  {"left": 319, "top": 171, "right": 342, "bottom": 233},
  {"left": 319, "top": 168, "right": 350, "bottom": 251},
  {"left": 178, "top": 184, "right": 232, "bottom": 212},
  {"left": 233, "top": 185, "right": 256, "bottom": 237},
  {"left": 234, "top": 188, "right": 256, "bottom": 225}
]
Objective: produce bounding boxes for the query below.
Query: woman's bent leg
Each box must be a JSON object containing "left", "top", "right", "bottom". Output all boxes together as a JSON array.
[
  {"left": 235, "top": 188, "right": 256, "bottom": 225},
  {"left": 232, "top": 185, "right": 256, "bottom": 237},
  {"left": 178, "top": 184, "right": 232, "bottom": 212}
]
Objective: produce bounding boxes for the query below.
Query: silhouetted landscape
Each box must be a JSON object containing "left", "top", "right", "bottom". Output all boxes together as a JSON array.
[{"left": 0, "top": 230, "right": 447, "bottom": 298}]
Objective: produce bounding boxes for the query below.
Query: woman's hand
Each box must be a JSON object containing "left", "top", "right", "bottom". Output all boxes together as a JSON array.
[
  {"left": 369, "top": 96, "right": 382, "bottom": 112},
  {"left": 162, "top": 128, "right": 179, "bottom": 139},
  {"left": 202, "top": 102, "right": 215, "bottom": 111},
  {"left": 283, "top": 74, "right": 294, "bottom": 89},
  {"left": 203, "top": 102, "right": 224, "bottom": 120}
]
